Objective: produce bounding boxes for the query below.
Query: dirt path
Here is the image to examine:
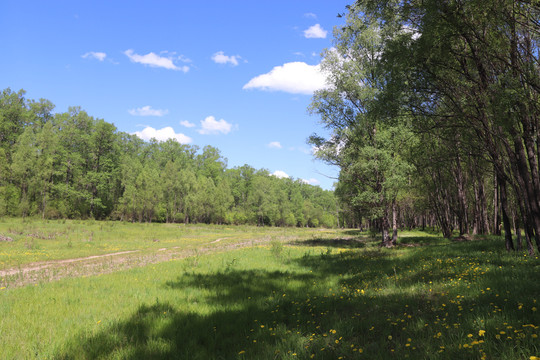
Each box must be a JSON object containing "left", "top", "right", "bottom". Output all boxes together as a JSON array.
[
  {"left": 0, "top": 237, "right": 276, "bottom": 289},
  {"left": 0, "top": 250, "right": 140, "bottom": 277}
]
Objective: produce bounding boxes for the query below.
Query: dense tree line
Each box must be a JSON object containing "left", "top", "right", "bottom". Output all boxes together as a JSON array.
[
  {"left": 310, "top": 0, "right": 540, "bottom": 252},
  {"left": 0, "top": 88, "right": 337, "bottom": 227}
]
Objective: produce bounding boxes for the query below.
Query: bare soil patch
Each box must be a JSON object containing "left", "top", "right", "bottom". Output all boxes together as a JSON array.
[{"left": 0, "top": 236, "right": 278, "bottom": 288}]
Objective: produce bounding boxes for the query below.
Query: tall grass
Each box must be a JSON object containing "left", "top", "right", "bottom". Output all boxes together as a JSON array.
[{"left": 0, "top": 228, "right": 538, "bottom": 359}]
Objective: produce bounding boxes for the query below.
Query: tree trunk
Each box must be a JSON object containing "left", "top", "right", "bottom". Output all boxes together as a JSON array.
[
  {"left": 392, "top": 199, "right": 398, "bottom": 245},
  {"left": 510, "top": 129, "right": 540, "bottom": 252},
  {"left": 381, "top": 207, "right": 392, "bottom": 247},
  {"left": 454, "top": 153, "right": 469, "bottom": 235},
  {"left": 512, "top": 212, "right": 522, "bottom": 251},
  {"left": 493, "top": 172, "right": 501, "bottom": 235},
  {"left": 498, "top": 176, "right": 514, "bottom": 251}
]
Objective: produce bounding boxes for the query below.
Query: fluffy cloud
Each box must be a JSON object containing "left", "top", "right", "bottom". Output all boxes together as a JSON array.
[
  {"left": 124, "top": 49, "right": 189, "bottom": 72},
  {"left": 128, "top": 106, "right": 168, "bottom": 117},
  {"left": 82, "top": 52, "right": 106, "bottom": 61},
  {"left": 198, "top": 116, "right": 233, "bottom": 135},
  {"left": 301, "top": 178, "right": 321, "bottom": 186},
  {"left": 180, "top": 120, "right": 196, "bottom": 128},
  {"left": 303, "top": 24, "right": 327, "bottom": 39},
  {"left": 268, "top": 141, "right": 282, "bottom": 149},
  {"left": 134, "top": 126, "right": 192, "bottom": 144},
  {"left": 304, "top": 12, "right": 317, "bottom": 19},
  {"left": 212, "top": 51, "right": 241, "bottom": 66},
  {"left": 272, "top": 170, "right": 290, "bottom": 179},
  {"left": 243, "top": 62, "right": 327, "bottom": 95}
]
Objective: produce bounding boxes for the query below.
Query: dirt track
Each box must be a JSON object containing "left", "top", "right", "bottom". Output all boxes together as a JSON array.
[{"left": 0, "top": 237, "right": 273, "bottom": 288}]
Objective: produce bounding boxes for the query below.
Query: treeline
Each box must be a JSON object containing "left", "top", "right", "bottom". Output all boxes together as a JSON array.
[
  {"left": 311, "top": 0, "right": 540, "bottom": 252},
  {"left": 0, "top": 88, "right": 337, "bottom": 227}
]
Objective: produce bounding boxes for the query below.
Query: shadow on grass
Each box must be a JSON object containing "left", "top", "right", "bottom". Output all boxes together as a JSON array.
[
  {"left": 291, "top": 237, "right": 367, "bottom": 249},
  {"left": 342, "top": 229, "right": 366, "bottom": 237},
  {"left": 398, "top": 236, "right": 448, "bottom": 246},
  {"left": 56, "top": 239, "right": 540, "bottom": 360}
]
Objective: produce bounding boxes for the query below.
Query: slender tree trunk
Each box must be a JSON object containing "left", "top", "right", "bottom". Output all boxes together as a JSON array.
[
  {"left": 381, "top": 206, "right": 392, "bottom": 247},
  {"left": 392, "top": 199, "right": 398, "bottom": 245},
  {"left": 480, "top": 180, "right": 490, "bottom": 235},
  {"left": 498, "top": 176, "right": 514, "bottom": 251},
  {"left": 455, "top": 154, "right": 469, "bottom": 235},
  {"left": 493, "top": 172, "right": 501, "bottom": 235},
  {"left": 472, "top": 179, "right": 479, "bottom": 235},
  {"left": 512, "top": 212, "right": 522, "bottom": 251}
]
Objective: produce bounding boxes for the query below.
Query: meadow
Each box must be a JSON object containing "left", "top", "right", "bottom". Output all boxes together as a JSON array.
[
  {"left": 0, "top": 218, "right": 336, "bottom": 270},
  {"left": 0, "top": 220, "right": 539, "bottom": 359}
]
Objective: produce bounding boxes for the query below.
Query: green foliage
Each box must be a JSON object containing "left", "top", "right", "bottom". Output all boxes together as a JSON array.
[
  {"left": 0, "top": 90, "right": 337, "bottom": 227},
  {"left": 309, "top": 7, "right": 416, "bottom": 241}
]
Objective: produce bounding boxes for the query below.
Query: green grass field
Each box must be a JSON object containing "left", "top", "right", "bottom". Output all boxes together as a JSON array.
[
  {"left": 0, "top": 220, "right": 539, "bottom": 359},
  {"left": 0, "top": 218, "right": 339, "bottom": 270}
]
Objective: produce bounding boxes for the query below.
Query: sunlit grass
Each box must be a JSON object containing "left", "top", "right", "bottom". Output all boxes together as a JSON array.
[
  {"left": 0, "top": 225, "right": 538, "bottom": 359},
  {"left": 0, "top": 218, "right": 339, "bottom": 269}
]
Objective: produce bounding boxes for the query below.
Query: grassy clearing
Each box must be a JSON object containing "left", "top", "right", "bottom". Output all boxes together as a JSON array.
[
  {"left": 0, "top": 225, "right": 539, "bottom": 359},
  {"left": 0, "top": 218, "right": 339, "bottom": 270}
]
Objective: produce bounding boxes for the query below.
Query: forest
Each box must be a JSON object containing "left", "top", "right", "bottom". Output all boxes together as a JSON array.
[
  {"left": 0, "top": 88, "right": 336, "bottom": 227},
  {"left": 309, "top": 0, "right": 540, "bottom": 252}
]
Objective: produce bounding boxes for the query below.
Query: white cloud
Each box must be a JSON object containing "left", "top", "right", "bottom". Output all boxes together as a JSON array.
[
  {"left": 128, "top": 106, "right": 168, "bottom": 117},
  {"left": 134, "top": 126, "right": 192, "bottom": 144},
  {"left": 211, "top": 51, "right": 241, "bottom": 66},
  {"left": 82, "top": 52, "right": 106, "bottom": 61},
  {"left": 124, "top": 49, "right": 189, "bottom": 72},
  {"left": 268, "top": 141, "right": 282, "bottom": 149},
  {"left": 304, "top": 24, "right": 327, "bottom": 39},
  {"left": 272, "top": 170, "right": 290, "bottom": 179},
  {"left": 198, "top": 116, "right": 233, "bottom": 135},
  {"left": 180, "top": 120, "right": 196, "bottom": 128},
  {"left": 304, "top": 12, "right": 317, "bottom": 19},
  {"left": 176, "top": 54, "right": 192, "bottom": 63},
  {"left": 243, "top": 62, "right": 327, "bottom": 95},
  {"left": 301, "top": 178, "right": 321, "bottom": 186}
]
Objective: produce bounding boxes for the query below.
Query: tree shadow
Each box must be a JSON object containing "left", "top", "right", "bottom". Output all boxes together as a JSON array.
[
  {"left": 291, "top": 237, "right": 367, "bottom": 249},
  {"left": 398, "top": 236, "right": 448, "bottom": 246},
  {"left": 56, "top": 241, "right": 540, "bottom": 360},
  {"left": 342, "top": 229, "right": 366, "bottom": 236}
]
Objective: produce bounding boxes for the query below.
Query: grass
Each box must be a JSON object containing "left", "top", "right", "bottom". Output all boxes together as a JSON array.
[
  {"left": 0, "top": 218, "right": 340, "bottom": 269},
  {"left": 0, "top": 221, "right": 539, "bottom": 359}
]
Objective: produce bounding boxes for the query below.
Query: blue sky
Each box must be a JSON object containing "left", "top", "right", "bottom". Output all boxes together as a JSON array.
[{"left": 0, "top": 0, "right": 350, "bottom": 190}]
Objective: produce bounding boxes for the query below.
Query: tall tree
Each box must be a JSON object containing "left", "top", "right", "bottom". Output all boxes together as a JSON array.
[{"left": 310, "top": 6, "right": 414, "bottom": 246}]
